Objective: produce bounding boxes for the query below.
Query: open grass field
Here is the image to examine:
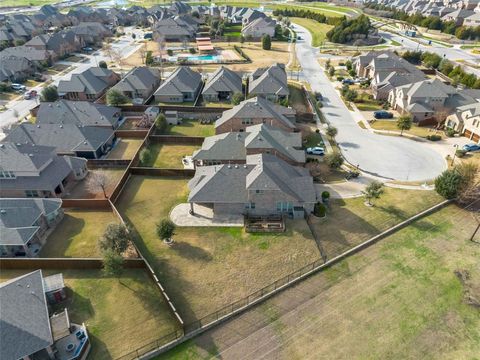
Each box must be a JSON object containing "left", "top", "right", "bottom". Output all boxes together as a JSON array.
[
  {"left": 228, "top": 42, "right": 291, "bottom": 72},
  {"left": 106, "top": 138, "right": 144, "bottom": 159},
  {"left": 40, "top": 210, "right": 118, "bottom": 258},
  {"left": 116, "top": 175, "right": 321, "bottom": 323},
  {"left": 290, "top": 17, "right": 333, "bottom": 47},
  {"left": 370, "top": 120, "right": 443, "bottom": 139},
  {"left": 310, "top": 187, "right": 444, "bottom": 259},
  {"left": 143, "top": 143, "right": 200, "bottom": 168},
  {"left": 0, "top": 269, "right": 180, "bottom": 360},
  {"left": 165, "top": 119, "right": 215, "bottom": 137},
  {"left": 64, "top": 168, "right": 125, "bottom": 199},
  {"left": 155, "top": 203, "right": 480, "bottom": 359}
]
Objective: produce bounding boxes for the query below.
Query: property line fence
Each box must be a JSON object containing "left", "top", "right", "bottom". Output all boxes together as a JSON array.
[{"left": 114, "top": 199, "right": 452, "bottom": 360}]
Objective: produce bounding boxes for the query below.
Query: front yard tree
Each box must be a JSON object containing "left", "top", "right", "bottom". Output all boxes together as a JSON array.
[
  {"left": 325, "top": 151, "right": 344, "bottom": 169},
  {"left": 99, "top": 223, "right": 130, "bottom": 255},
  {"left": 362, "top": 181, "right": 384, "bottom": 206},
  {"left": 328, "top": 67, "right": 335, "bottom": 77},
  {"left": 157, "top": 219, "right": 176, "bottom": 243},
  {"left": 106, "top": 89, "right": 128, "bottom": 106},
  {"left": 397, "top": 115, "right": 412, "bottom": 136},
  {"left": 86, "top": 170, "right": 111, "bottom": 198},
  {"left": 326, "top": 125, "right": 338, "bottom": 140},
  {"left": 262, "top": 34, "right": 272, "bottom": 50},
  {"left": 102, "top": 250, "right": 124, "bottom": 278},
  {"left": 231, "top": 92, "right": 244, "bottom": 105},
  {"left": 99, "top": 60, "right": 108, "bottom": 68},
  {"left": 40, "top": 86, "right": 58, "bottom": 102}
]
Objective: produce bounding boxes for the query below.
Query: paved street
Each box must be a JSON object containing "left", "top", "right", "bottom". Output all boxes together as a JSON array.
[
  {"left": 0, "top": 27, "right": 143, "bottom": 137},
  {"left": 293, "top": 23, "right": 447, "bottom": 182}
]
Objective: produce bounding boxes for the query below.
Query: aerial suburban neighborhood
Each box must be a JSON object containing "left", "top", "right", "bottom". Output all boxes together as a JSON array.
[{"left": 0, "top": 0, "right": 479, "bottom": 359}]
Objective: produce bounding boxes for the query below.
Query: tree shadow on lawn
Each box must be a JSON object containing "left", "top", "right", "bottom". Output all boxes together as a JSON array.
[{"left": 171, "top": 241, "right": 213, "bottom": 262}]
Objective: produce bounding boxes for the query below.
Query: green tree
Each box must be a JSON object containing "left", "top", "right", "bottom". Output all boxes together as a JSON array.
[
  {"left": 262, "top": 34, "right": 272, "bottom": 50},
  {"left": 98, "top": 60, "right": 108, "bottom": 68},
  {"left": 145, "top": 50, "right": 153, "bottom": 65},
  {"left": 106, "top": 89, "right": 128, "bottom": 106},
  {"left": 139, "top": 147, "right": 152, "bottom": 166},
  {"left": 157, "top": 219, "right": 175, "bottom": 242},
  {"left": 396, "top": 115, "right": 412, "bottom": 136},
  {"left": 102, "top": 250, "right": 124, "bottom": 278},
  {"left": 325, "top": 151, "right": 344, "bottom": 169},
  {"left": 328, "top": 67, "right": 335, "bottom": 77},
  {"left": 231, "top": 92, "right": 244, "bottom": 105},
  {"left": 40, "top": 86, "right": 58, "bottom": 102},
  {"left": 326, "top": 125, "right": 338, "bottom": 140},
  {"left": 435, "top": 168, "right": 463, "bottom": 199},
  {"left": 155, "top": 113, "right": 167, "bottom": 132},
  {"left": 362, "top": 181, "right": 384, "bottom": 206},
  {"left": 99, "top": 223, "right": 130, "bottom": 254},
  {"left": 240, "top": 35, "right": 245, "bottom": 47}
]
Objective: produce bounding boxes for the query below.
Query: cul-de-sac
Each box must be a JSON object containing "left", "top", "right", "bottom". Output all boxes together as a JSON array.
[{"left": 0, "top": 0, "right": 479, "bottom": 359}]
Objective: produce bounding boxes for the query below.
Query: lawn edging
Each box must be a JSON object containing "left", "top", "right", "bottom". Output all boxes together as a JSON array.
[{"left": 136, "top": 199, "right": 451, "bottom": 360}]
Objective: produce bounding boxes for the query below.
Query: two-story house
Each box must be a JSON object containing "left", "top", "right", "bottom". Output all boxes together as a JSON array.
[{"left": 445, "top": 102, "right": 480, "bottom": 143}]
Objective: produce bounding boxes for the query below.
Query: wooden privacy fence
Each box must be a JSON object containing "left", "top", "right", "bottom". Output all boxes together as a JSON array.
[
  {"left": 129, "top": 168, "right": 195, "bottom": 178},
  {"left": 0, "top": 258, "right": 145, "bottom": 270},
  {"left": 115, "top": 130, "right": 149, "bottom": 138},
  {"left": 149, "top": 135, "right": 205, "bottom": 145},
  {"left": 61, "top": 199, "right": 111, "bottom": 210},
  {"left": 87, "top": 159, "right": 130, "bottom": 168}
]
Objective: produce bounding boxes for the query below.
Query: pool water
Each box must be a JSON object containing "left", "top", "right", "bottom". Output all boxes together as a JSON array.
[{"left": 185, "top": 55, "right": 219, "bottom": 62}]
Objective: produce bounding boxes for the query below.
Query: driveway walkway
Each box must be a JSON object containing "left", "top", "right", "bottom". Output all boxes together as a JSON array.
[{"left": 293, "top": 23, "right": 446, "bottom": 182}]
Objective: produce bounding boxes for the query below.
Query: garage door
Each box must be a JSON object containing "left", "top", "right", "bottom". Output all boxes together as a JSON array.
[{"left": 464, "top": 130, "right": 480, "bottom": 143}]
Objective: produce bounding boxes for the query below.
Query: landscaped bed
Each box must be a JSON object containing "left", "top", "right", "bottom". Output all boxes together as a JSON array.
[
  {"left": 107, "top": 138, "right": 144, "bottom": 160},
  {"left": 142, "top": 143, "right": 200, "bottom": 168},
  {"left": 40, "top": 210, "right": 119, "bottom": 258},
  {"left": 0, "top": 269, "right": 180, "bottom": 360},
  {"left": 309, "top": 187, "right": 444, "bottom": 259},
  {"left": 116, "top": 175, "right": 321, "bottom": 323},
  {"left": 164, "top": 118, "right": 215, "bottom": 137}
]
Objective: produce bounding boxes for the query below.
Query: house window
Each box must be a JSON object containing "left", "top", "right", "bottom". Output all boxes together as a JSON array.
[
  {"left": 255, "top": 190, "right": 263, "bottom": 194},
  {"left": 276, "top": 202, "right": 293, "bottom": 212},
  {"left": 25, "top": 190, "right": 39, "bottom": 198},
  {"left": 242, "top": 118, "right": 253, "bottom": 125},
  {"left": 245, "top": 202, "right": 255, "bottom": 209},
  {"left": 0, "top": 170, "right": 15, "bottom": 178}
]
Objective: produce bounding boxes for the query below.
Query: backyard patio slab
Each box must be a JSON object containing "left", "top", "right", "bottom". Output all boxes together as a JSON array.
[{"left": 170, "top": 203, "right": 244, "bottom": 227}]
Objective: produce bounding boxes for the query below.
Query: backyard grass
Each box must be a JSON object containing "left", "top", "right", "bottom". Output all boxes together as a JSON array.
[
  {"left": 288, "top": 82, "right": 309, "bottom": 114},
  {"left": 64, "top": 168, "right": 125, "bottom": 199},
  {"left": 157, "top": 203, "right": 480, "bottom": 359},
  {"left": 290, "top": 17, "right": 333, "bottom": 47},
  {"left": 370, "top": 120, "right": 443, "bottom": 139},
  {"left": 143, "top": 143, "right": 200, "bottom": 168},
  {"left": 40, "top": 210, "right": 118, "bottom": 258},
  {"left": 0, "top": 269, "right": 180, "bottom": 360},
  {"left": 116, "top": 176, "right": 321, "bottom": 323},
  {"left": 165, "top": 119, "right": 215, "bottom": 137},
  {"left": 309, "top": 187, "right": 444, "bottom": 259},
  {"left": 106, "top": 138, "right": 144, "bottom": 159}
]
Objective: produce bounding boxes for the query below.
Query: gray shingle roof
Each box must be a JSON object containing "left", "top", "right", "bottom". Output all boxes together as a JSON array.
[
  {"left": 202, "top": 66, "right": 242, "bottom": 96},
  {"left": 154, "top": 66, "right": 202, "bottom": 96},
  {"left": 36, "top": 100, "right": 120, "bottom": 128},
  {"left": 112, "top": 66, "right": 160, "bottom": 93},
  {"left": 57, "top": 67, "right": 116, "bottom": 95},
  {"left": 4, "top": 123, "right": 114, "bottom": 153},
  {"left": 248, "top": 63, "right": 289, "bottom": 97},
  {"left": 0, "top": 270, "right": 53, "bottom": 360},
  {"left": 215, "top": 96, "right": 296, "bottom": 129}
]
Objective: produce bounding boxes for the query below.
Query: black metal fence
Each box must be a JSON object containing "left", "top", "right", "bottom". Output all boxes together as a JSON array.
[{"left": 115, "top": 330, "right": 184, "bottom": 360}]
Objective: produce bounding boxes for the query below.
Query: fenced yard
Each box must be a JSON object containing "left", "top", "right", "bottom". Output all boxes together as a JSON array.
[
  {"left": 309, "top": 188, "right": 444, "bottom": 260},
  {"left": 0, "top": 269, "right": 180, "bottom": 360},
  {"left": 107, "top": 138, "right": 144, "bottom": 160},
  {"left": 64, "top": 169, "right": 125, "bottom": 199},
  {"left": 40, "top": 210, "right": 119, "bottom": 258},
  {"left": 142, "top": 143, "right": 201, "bottom": 168},
  {"left": 116, "top": 175, "right": 321, "bottom": 324},
  {"left": 164, "top": 119, "right": 215, "bottom": 137}
]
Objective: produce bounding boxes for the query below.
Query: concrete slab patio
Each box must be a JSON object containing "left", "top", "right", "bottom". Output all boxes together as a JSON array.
[{"left": 170, "top": 203, "right": 244, "bottom": 227}]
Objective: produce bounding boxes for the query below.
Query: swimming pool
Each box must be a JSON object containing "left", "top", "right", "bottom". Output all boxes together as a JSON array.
[{"left": 172, "top": 54, "right": 219, "bottom": 62}]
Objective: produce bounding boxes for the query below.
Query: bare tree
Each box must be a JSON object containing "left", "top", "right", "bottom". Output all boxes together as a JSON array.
[
  {"left": 86, "top": 170, "right": 112, "bottom": 198},
  {"left": 102, "top": 43, "right": 114, "bottom": 61}
]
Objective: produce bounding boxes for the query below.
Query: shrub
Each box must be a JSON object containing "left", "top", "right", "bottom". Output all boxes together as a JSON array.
[
  {"left": 0, "top": 82, "right": 9, "bottom": 92},
  {"left": 315, "top": 128, "right": 320, "bottom": 134},
  {"left": 145, "top": 50, "right": 153, "bottom": 65},
  {"left": 155, "top": 113, "right": 167, "bottom": 132},
  {"left": 426, "top": 134, "right": 441, "bottom": 141},
  {"left": 98, "top": 60, "right": 108, "bottom": 68},
  {"left": 189, "top": 47, "right": 196, "bottom": 54},
  {"left": 326, "top": 125, "right": 338, "bottom": 139},
  {"left": 325, "top": 151, "right": 344, "bottom": 169},
  {"left": 321, "top": 191, "right": 330, "bottom": 204},
  {"left": 157, "top": 219, "right": 176, "bottom": 241},
  {"left": 445, "top": 128, "right": 455, "bottom": 137},
  {"left": 262, "top": 34, "right": 272, "bottom": 50},
  {"left": 167, "top": 49, "right": 173, "bottom": 56},
  {"left": 231, "top": 92, "right": 244, "bottom": 105},
  {"left": 435, "top": 168, "right": 462, "bottom": 199},
  {"left": 313, "top": 202, "right": 327, "bottom": 217},
  {"left": 106, "top": 89, "right": 128, "bottom": 106},
  {"left": 455, "top": 149, "right": 467, "bottom": 158},
  {"left": 328, "top": 67, "right": 335, "bottom": 77},
  {"left": 139, "top": 147, "right": 152, "bottom": 166},
  {"left": 336, "top": 76, "right": 344, "bottom": 82},
  {"left": 99, "top": 223, "right": 129, "bottom": 255}
]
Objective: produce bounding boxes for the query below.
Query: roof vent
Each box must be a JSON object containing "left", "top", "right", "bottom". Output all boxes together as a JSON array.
[
  {"left": 29, "top": 153, "right": 34, "bottom": 157},
  {"left": 227, "top": 164, "right": 231, "bottom": 169},
  {"left": 234, "top": 164, "right": 239, "bottom": 169},
  {"left": 0, "top": 209, "right": 6, "bottom": 214},
  {"left": 48, "top": 104, "right": 52, "bottom": 107},
  {"left": 0, "top": 144, "right": 4, "bottom": 148},
  {"left": 59, "top": 125, "right": 63, "bottom": 128},
  {"left": 243, "top": 164, "right": 247, "bottom": 168}
]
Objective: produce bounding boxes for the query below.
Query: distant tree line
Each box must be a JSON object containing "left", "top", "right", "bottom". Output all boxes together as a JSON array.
[
  {"left": 364, "top": 2, "right": 480, "bottom": 40},
  {"left": 326, "top": 14, "right": 371, "bottom": 44},
  {"left": 401, "top": 50, "right": 480, "bottom": 88}
]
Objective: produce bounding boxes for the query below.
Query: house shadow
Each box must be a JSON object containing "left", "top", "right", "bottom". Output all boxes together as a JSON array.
[{"left": 41, "top": 215, "right": 86, "bottom": 257}]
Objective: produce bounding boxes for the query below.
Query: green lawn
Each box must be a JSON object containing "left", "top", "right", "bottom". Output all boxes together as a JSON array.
[
  {"left": 370, "top": 120, "right": 443, "bottom": 139},
  {"left": 117, "top": 176, "right": 321, "bottom": 323},
  {"left": 224, "top": 24, "right": 242, "bottom": 38},
  {"left": 164, "top": 119, "right": 215, "bottom": 137},
  {"left": 107, "top": 138, "right": 144, "bottom": 160},
  {"left": 142, "top": 143, "right": 200, "bottom": 168},
  {"left": 0, "top": 269, "right": 180, "bottom": 360},
  {"left": 291, "top": 17, "right": 333, "bottom": 47},
  {"left": 40, "top": 210, "right": 118, "bottom": 258},
  {"left": 156, "top": 203, "right": 480, "bottom": 359},
  {"left": 310, "top": 187, "right": 444, "bottom": 259}
]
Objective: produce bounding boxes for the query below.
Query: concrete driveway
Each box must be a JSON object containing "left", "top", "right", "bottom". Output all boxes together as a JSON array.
[{"left": 292, "top": 24, "right": 447, "bottom": 182}]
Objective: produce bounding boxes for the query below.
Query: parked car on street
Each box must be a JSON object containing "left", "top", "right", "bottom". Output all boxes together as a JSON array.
[
  {"left": 81, "top": 46, "right": 93, "bottom": 52},
  {"left": 24, "top": 90, "right": 37, "bottom": 99},
  {"left": 342, "top": 78, "right": 355, "bottom": 85},
  {"left": 314, "top": 92, "right": 323, "bottom": 101},
  {"left": 373, "top": 110, "right": 393, "bottom": 119},
  {"left": 11, "top": 83, "right": 26, "bottom": 91},
  {"left": 306, "top": 147, "right": 325, "bottom": 156},
  {"left": 462, "top": 143, "right": 480, "bottom": 152}
]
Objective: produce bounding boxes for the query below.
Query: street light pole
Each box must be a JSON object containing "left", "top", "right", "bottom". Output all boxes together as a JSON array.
[{"left": 451, "top": 144, "right": 458, "bottom": 166}]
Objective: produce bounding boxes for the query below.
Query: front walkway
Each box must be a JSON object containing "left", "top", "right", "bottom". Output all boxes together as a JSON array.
[
  {"left": 315, "top": 177, "right": 369, "bottom": 199},
  {"left": 170, "top": 203, "right": 244, "bottom": 227}
]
